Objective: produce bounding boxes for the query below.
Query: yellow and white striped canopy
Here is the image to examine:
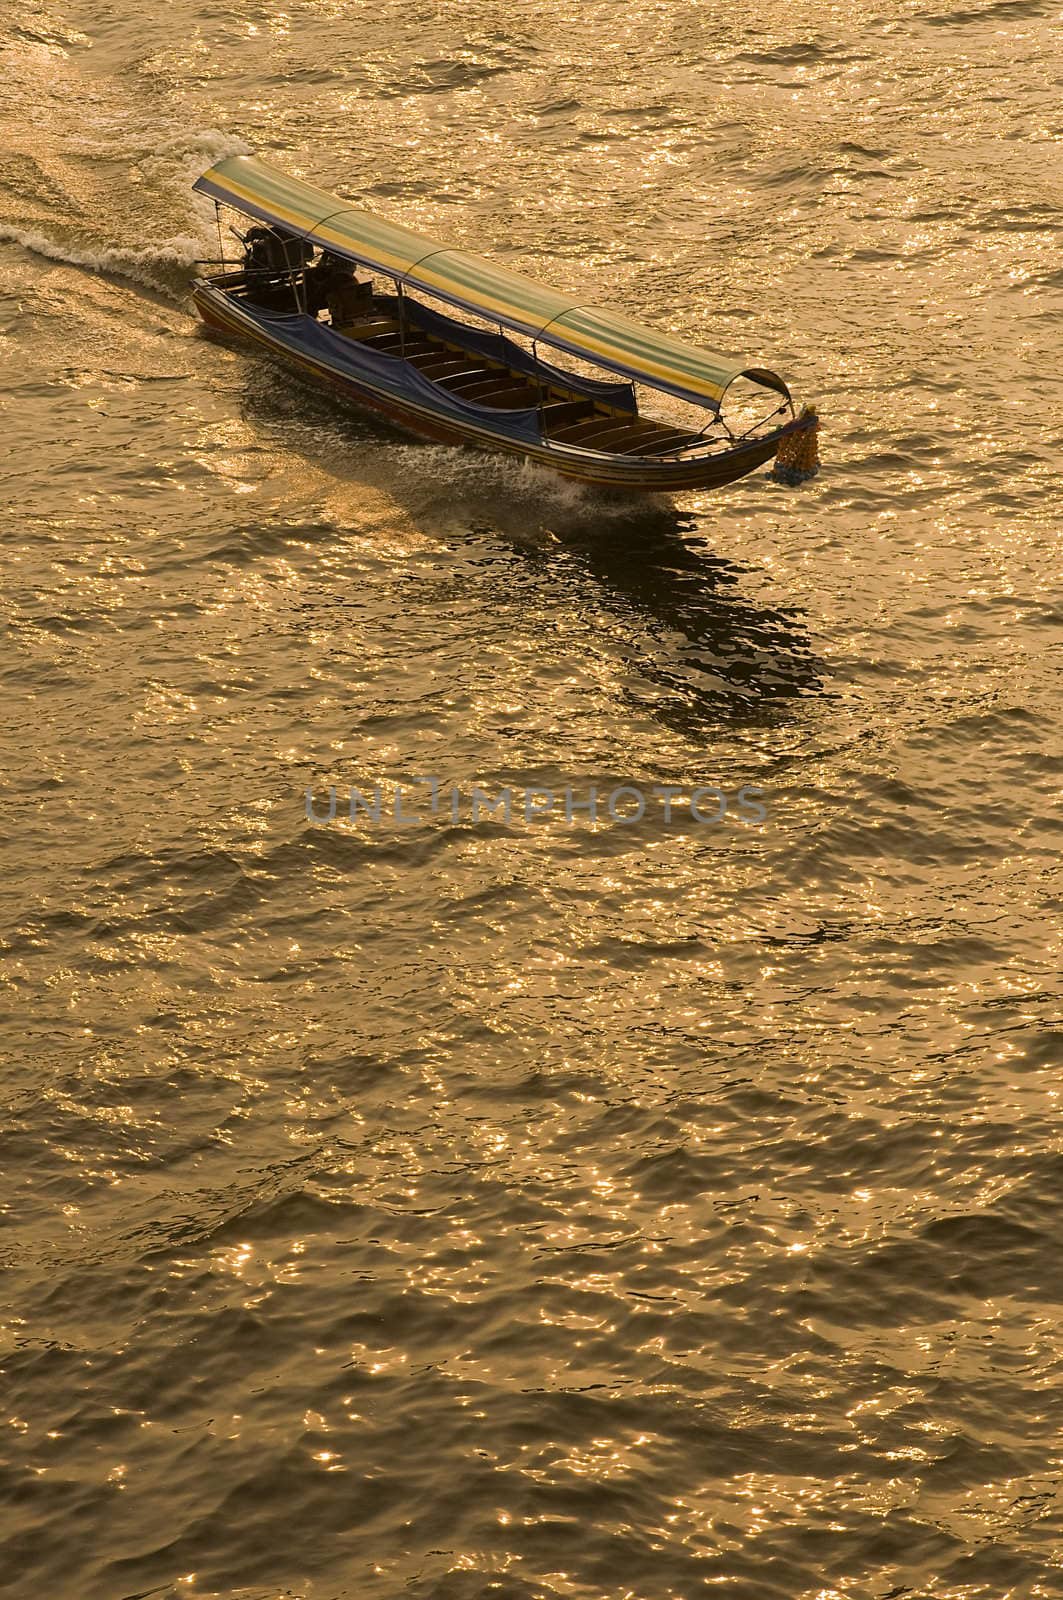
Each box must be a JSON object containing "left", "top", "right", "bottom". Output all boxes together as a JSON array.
[{"left": 195, "top": 154, "right": 789, "bottom": 412}]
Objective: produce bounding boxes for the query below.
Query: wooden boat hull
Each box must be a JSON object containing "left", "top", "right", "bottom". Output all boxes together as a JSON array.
[{"left": 192, "top": 281, "right": 799, "bottom": 493}]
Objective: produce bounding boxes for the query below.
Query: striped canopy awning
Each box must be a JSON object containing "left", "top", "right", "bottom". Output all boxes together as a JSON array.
[{"left": 194, "top": 154, "right": 790, "bottom": 412}]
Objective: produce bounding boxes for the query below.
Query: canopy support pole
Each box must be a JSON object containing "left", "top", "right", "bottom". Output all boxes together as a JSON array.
[
  {"left": 286, "top": 238, "right": 308, "bottom": 316},
  {"left": 532, "top": 336, "right": 545, "bottom": 436},
  {"left": 733, "top": 400, "right": 791, "bottom": 444}
]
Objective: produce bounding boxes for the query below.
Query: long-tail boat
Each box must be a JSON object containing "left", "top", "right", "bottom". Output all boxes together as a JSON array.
[{"left": 192, "top": 154, "right": 816, "bottom": 493}]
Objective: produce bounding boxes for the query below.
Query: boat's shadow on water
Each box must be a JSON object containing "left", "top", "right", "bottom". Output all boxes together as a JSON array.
[
  {"left": 237, "top": 358, "right": 825, "bottom": 734},
  {"left": 547, "top": 512, "right": 824, "bottom": 735}
]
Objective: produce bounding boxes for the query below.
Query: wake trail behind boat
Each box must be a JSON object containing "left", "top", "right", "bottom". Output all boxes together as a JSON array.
[
  {"left": 0, "top": 127, "right": 249, "bottom": 301},
  {"left": 0, "top": 10, "right": 248, "bottom": 301},
  {"left": 0, "top": 225, "right": 207, "bottom": 300}
]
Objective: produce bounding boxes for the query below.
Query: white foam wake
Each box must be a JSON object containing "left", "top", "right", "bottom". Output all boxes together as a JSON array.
[
  {"left": 0, "top": 225, "right": 205, "bottom": 297},
  {"left": 0, "top": 127, "right": 254, "bottom": 298},
  {"left": 387, "top": 444, "right": 650, "bottom": 523},
  {"left": 147, "top": 127, "right": 253, "bottom": 234}
]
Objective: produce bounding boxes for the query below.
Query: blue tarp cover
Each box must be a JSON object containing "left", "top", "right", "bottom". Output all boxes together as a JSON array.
[
  {"left": 232, "top": 300, "right": 545, "bottom": 445},
  {"left": 397, "top": 296, "right": 637, "bottom": 413},
  {"left": 228, "top": 290, "right": 638, "bottom": 444}
]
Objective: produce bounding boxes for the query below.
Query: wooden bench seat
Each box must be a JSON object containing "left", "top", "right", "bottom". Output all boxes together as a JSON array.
[
  {"left": 627, "top": 431, "right": 700, "bottom": 456},
  {"left": 550, "top": 415, "right": 648, "bottom": 444},
  {"left": 438, "top": 368, "right": 507, "bottom": 392},
  {"left": 448, "top": 374, "right": 523, "bottom": 398},
  {"left": 339, "top": 317, "right": 400, "bottom": 340},
  {"left": 541, "top": 400, "right": 599, "bottom": 430},
  {"left": 410, "top": 356, "right": 480, "bottom": 379},
  {"left": 368, "top": 334, "right": 437, "bottom": 355},
  {"left": 474, "top": 385, "right": 540, "bottom": 409}
]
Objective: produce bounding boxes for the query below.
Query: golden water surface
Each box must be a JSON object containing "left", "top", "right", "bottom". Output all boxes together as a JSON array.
[{"left": 1, "top": 1, "right": 1062, "bottom": 1597}]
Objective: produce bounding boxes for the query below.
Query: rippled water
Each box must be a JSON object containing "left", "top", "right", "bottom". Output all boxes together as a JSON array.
[{"left": 2, "top": 2, "right": 1062, "bottom": 1596}]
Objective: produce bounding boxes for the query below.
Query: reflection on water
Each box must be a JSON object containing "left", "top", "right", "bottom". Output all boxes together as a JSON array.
[
  {"left": 556, "top": 509, "right": 823, "bottom": 730},
  {"left": 235, "top": 355, "right": 824, "bottom": 735},
  {"left": 2, "top": 1, "right": 1063, "bottom": 1598}
]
